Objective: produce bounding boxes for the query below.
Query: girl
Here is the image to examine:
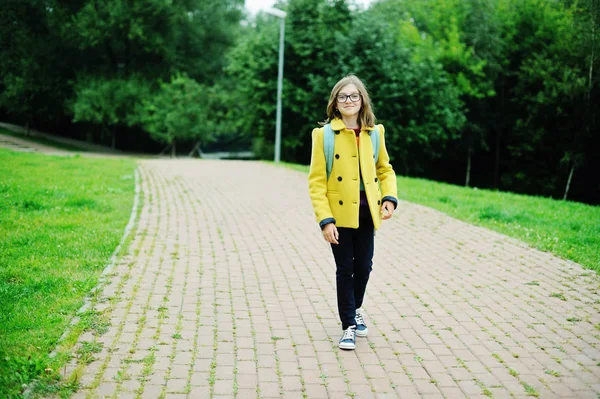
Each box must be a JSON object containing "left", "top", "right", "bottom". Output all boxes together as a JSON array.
[{"left": 308, "top": 75, "right": 398, "bottom": 350}]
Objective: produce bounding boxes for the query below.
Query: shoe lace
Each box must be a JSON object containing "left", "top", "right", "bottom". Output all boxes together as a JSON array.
[
  {"left": 342, "top": 326, "right": 356, "bottom": 341},
  {"left": 355, "top": 313, "right": 365, "bottom": 326}
]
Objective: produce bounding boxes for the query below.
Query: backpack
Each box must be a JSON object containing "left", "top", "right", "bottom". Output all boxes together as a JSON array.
[{"left": 323, "top": 123, "right": 380, "bottom": 180}]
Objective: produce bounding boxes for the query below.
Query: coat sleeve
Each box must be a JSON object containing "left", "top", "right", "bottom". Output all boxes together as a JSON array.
[
  {"left": 375, "top": 124, "right": 398, "bottom": 206},
  {"left": 308, "top": 127, "right": 334, "bottom": 226}
]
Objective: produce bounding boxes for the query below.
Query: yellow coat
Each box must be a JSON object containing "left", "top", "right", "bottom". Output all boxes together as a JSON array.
[{"left": 308, "top": 118, "right": 398, "bottom": 230}]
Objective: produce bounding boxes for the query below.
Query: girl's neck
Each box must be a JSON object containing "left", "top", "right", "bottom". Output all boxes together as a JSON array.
[{"left": 342, "top": 116, "right": 359, "bottom": 129}]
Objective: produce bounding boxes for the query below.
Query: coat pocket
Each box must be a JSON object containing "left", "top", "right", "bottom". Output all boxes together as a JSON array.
[{"left": 326, "top": 191, "right": 342, "bottom": 212}]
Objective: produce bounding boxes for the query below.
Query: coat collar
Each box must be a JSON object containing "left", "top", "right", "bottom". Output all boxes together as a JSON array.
[{"left": 330, "top": 118, "right": 375, "bottom": 132}]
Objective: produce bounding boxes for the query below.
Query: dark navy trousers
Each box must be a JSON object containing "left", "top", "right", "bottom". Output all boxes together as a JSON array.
[{"left": 331, "top": 205, "right": 375, "bottom": 330}]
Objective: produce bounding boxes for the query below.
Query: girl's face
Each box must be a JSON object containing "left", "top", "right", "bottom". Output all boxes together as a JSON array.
[{"left": 336, "top": 84, "right": 362, "bottom": 120}]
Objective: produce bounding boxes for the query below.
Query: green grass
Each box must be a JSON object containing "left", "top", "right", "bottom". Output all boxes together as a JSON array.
[
  {"left": 0, "top": 149, "right": 137, "bottom": 398},
  {"left": 280, "top": 162, "right": 600, "bottom": 272},
  {"left": 0, "top": 127, "right": 90, "bottom": 152}
]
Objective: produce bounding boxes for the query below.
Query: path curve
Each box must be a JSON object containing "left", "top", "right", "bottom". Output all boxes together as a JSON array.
[{"left": 66, "top": 159, "right": 600, "bottom": 399}]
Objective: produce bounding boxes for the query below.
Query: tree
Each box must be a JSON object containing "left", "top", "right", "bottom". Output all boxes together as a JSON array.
[
  {"left": 139, "top": 74, "right": 210, "bottom": 157},
  {"left": 0, "top": 0, "right": 76, "bottom": 130},
  {"left": 64, "top": 0, "right": 244, "bottom": 149},
  {"left": 71, "top": 76, "right": 151, "bottom": 148},
  {"left": 371, "top": 0, "right": 502, "bottom": 185},
  {"left": 1, "top": 0, "right": 244, "bottom": 151},
  {"left": 225, "top": 0, "right": 465, "bottom": 171},
  {"left": 500, "top": 0, "right": 588, "bottom": 198},
  {"left": 336, "top": 11, "right": 466, "bottom": 176},
  {"left": 559, "top": 0, "right": 599, "bottom": 200},
  {"left": 226, "top": 0, "right": 354, "bottom": 161}
]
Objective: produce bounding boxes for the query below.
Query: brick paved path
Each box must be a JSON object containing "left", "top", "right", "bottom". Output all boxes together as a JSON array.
[
  {"left": 0, "top": 132, "right": 122, "bottom": 158},
  {"left": 67, "top": 159, "right": 600, "bottom": 399},
  {"left": 0, "top": 132, "right": 72, "bottom": 155}
]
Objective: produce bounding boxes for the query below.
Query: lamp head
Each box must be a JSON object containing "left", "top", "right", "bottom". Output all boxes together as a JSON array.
[{"left": 264, "top": 7, "right": 287, "bottom": 18}]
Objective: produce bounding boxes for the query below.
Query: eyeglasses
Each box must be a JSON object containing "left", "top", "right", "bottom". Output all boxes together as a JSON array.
[{"left": 337, "top": 93, "right": 361, "bottom": 103}]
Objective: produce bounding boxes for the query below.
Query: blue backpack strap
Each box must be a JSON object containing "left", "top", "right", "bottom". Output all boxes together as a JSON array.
[
  {"left": 371, "top": 125, "right": 380, "bottom": 163},
  {"left": 323, "top": 123, "right": 335, "bottom": 180}
]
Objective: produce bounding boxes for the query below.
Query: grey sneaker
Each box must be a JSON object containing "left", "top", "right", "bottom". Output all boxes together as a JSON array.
[
  {"left": 355, "top": 310, "right": 368, "bottom": 337},
  {"left": 339, "top": 326, "right": 356, "bottom": 350}
]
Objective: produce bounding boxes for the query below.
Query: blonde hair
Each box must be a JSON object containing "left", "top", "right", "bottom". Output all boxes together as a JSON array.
[{"left": 321, "top": 74, "right": 376, "bottom": 128}]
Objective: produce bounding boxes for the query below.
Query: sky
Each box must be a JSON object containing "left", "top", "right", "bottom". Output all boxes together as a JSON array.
[{"left": 245, "top": 0, "right": 373, "bottom": 15}]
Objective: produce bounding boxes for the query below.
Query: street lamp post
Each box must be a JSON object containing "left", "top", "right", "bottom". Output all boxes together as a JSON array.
[{"left": 265, "top": 7, "right": 287, "bottom": 163}]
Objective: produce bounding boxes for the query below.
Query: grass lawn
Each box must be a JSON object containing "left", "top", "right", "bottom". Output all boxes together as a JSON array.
[
  {"left": 0, "top": 149, "right": 137, "bottom": 398},
  {"left": 282, "top": 162, "right": 600, "bottom": 273}
]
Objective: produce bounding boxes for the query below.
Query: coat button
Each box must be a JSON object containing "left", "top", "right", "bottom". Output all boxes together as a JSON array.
[
  {"left": 377, "top": 200, "right": 381, "bottom": 205},
  {"left": 374, "top": 177, "right": 378, "bottom": 182},
  {"left": 335, "top": 154, "right": 340, "bottom": 159},
  {"left": 339, "top": 200, "right": 343, "bottom": 205},
  {"left": 337, "top": 176, "right": 342, "bottom": 181}
]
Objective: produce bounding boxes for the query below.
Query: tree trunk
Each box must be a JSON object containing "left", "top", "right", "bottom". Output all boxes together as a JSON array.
[
  {"left": 101, "top": 125, "right": 109, "bottom": 147},
  {"left": 494, "top": 74, "right": 505, "bottom": 190},
  {"left": 563, "top": 163, "right": 575, "bottom": 200},
  {"left": 171, "top": 140, "right": 176, "bottom": 158},
  {"left": 25, "top": 121, "right": 30, "bottom": 137},
  {"left": 465, "top": 145, "right": 472, "bottom": 187},
  {"left": 124, "top": 23, "right": 130, "bottom": 76},
  {"left": 402, "top": 152, "right": 410, "bottom": 176},
  {"left": 188, "top": 141, "right": 201, "bottom": 157},
  {"left": 588, "top": 7, "right": 596, "bottom": 107},
  {"left": 494, "top": 128, "right": 501, "bottom": 189},
  {"left": 104, "top": 41, "right": 118, "bottom": 74},
  {"left": 111, "top": 130, "right": 116, "bottom": 150},
  {"left": 158, "top": 144, "right": 171, "bottom": 156}
]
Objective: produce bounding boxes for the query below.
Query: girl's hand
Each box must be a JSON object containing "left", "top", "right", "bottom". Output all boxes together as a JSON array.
[
  {"left": 322, "top": 223, "right": 339, "bottom": 244},
  {"left": 381, "top": 201, "right": 395, "bottom": 220}
]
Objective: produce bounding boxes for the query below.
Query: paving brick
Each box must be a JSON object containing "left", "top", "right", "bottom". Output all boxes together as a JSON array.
[
  {"left": 257, "top": 367, "right": 278, "bottom": 383},
  {"left": 414, "top": 379, "right": 442, "bottom": 395},
  {"left": 165, "top": 378, "right": 187, "bottom": 393},
  {"left": 457, "top": 379, "right": 484, "bottom": 396},
  {"left": 326, "top": 377, "right": 349, "bottom": 392},
  {"left": 233, "top": 388, "right": 257, "bottom": 398},
  {"left": 280, "top": 375, "right": 303, "bottom": 391},
  {"left": 304, "top": 383, "right": 328, "bottom": 398},
  {"left": 349, "top": 384, "right": 377, "bottom": 398},
  {"left": 258, "top": 381, "right": 280, "bottom": 397},
  {"left": 213, "top": 379, "right": 235, "bottom": 396},
  {"left": 139, "top": 387, "right": 163, "bottom": 399}
]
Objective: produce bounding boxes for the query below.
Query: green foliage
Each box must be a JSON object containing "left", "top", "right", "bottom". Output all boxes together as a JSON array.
[
  {"left": 71, "top": 76, "right": 151, "bottom": 127},
  {"left": 338, "top": 13, "right": 465, "bottom": 174},
  {"left": 1, "top": 0, "right": 244, "bottom": 154},
  {"left": 495, "top": 0, "right": 591, "bottom": 196},
  {"left": 369, "top": 0, "right": 598, "bottom": 202},
  {"left": 226, "top": 0, "right": 353, "bottom": 160},
  {"left": 0, "top": 1, "right": 75, "bottom": 124},
  {"left": 224, "top": 17, "right": 282, "bottom": 156},
  {"left": 65, "top": 0, "right": 244, "bottom": 82},
  {"left": 0, "top": 355, "right": 60, "bottom": 398},
  {"left": 226, "top": 0, "right": 465, "bottom": 166},
  {"left": 139, "top": 73, "right": 210, "bottom": 146},
  {"left": 66, "top": 0, "right": 244, "bottom": 151},
  {"left": 374, "top": 0, "right": 494, "bottom": 99},
  {"left": 0, "top": 149, "right": 136, "bottom": 398}
]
